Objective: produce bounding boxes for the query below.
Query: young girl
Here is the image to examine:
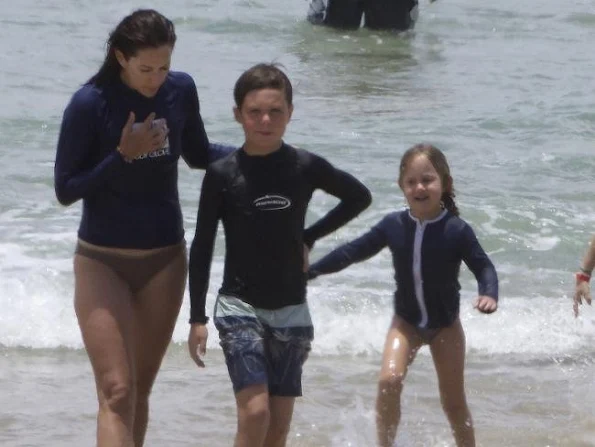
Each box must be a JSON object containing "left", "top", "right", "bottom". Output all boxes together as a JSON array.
[{"left": 307, "top": 144, "right": 498, "bottom": 447}]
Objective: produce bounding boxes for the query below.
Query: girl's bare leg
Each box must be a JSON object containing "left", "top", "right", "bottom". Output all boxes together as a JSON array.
[
  {"left": 376, "top": 316, "right": 423, "bottom": 447},
  {"left": 429, "top": 319, "right": 475, "bottom": 447}
]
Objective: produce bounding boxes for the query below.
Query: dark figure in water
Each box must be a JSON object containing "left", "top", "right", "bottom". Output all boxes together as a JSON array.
[{"left": 307, "top": 0, "right": 423, "bottom": 32}]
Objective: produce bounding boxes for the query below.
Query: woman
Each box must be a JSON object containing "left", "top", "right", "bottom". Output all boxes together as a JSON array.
[{"left": 54, "top": 9, "right": 233, "bottom": 446}]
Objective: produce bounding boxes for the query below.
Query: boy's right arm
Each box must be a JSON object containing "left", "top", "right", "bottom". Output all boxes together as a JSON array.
[
  {"left": 188, "top": 168, "right": 223, "bottom": 324},
  {"left": 188, "top": 168, "right": 223, "bottom": 367}
]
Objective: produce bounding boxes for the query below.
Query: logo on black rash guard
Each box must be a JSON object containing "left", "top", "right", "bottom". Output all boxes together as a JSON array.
[{"left": 253, "top": 195, "right": 291, "bottom": 211}]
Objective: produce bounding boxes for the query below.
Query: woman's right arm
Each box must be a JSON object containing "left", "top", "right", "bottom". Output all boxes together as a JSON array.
[
  {"left": 54, "top": 88, "right": 126, "bottom": 206},
  {"left": 178, "top": 74, "right": 236, "bottom": 169},
  {"left": 308, "top": 221, "right": 387, "bottom": 279}
]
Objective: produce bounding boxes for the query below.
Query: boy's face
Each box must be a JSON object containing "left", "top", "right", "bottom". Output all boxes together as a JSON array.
[{"left": 234, "top": 88, "right": 293, "bottom": 153}]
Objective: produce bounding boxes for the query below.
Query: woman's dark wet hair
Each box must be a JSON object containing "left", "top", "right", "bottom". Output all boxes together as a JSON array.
[{"left": 89, "top": 9, "right": 176, "bottom": 86}]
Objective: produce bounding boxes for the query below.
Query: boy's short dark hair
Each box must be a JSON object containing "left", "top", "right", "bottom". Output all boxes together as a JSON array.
[{"left": 233, "top": 63, "right": 293, "bottom": 108}]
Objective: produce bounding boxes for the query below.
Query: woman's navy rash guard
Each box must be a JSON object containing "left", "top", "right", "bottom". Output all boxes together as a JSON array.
[
  {"left": 54, "top": 71, "right": 234, "bottom": 249},
  {"left": 308, "top": 210, "right": 499, "bottom": 329},
  {"left": 188, "top": 143, "right": 372, "bottom": 324}
]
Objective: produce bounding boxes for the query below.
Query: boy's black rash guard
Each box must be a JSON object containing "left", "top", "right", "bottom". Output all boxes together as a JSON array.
[
  {"left": 188, "top": 143, "right": 372, "bottom": 323},
  {"left": 54, "top": 71, "right": 234, "bottom": 249},
  {"left": 308, "top": 210, "right": 499, "bottom": 329}
]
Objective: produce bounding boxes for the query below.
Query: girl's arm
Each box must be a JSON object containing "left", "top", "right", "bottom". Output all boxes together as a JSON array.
[
  {"left": 460, "top": 224, "right": 499, "bottom": 313},
  {"left": 308, "top": 221, "right": 387, "bottom": 279}
]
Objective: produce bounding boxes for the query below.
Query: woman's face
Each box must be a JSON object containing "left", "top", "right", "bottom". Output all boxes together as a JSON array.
[{"left": 116, "top": 45, "right": 172, "bottom": 98}]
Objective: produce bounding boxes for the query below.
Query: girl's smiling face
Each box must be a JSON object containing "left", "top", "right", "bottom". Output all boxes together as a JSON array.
[{"left": 399, "top": 154, "right": 445, "bottom": 221}]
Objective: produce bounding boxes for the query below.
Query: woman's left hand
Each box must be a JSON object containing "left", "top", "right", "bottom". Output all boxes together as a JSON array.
[{"left": 474, "top": 295, "right": 498, "bottom": 314}]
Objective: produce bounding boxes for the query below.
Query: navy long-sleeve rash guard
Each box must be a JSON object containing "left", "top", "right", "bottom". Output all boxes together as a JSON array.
[
  {"left": 54, "top": 71, "right": 234, "bottom": 249},
  {"left": 308, "top": 209, "right": 499, "bottom": 329},
  {"left": 188, "top": 143, "right": 372, "bottom": 323}
]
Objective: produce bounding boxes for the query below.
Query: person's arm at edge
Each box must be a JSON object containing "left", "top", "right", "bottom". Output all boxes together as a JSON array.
[
  {"left": 303, "top": 155, "right": 372, "bottom": 249},
  {"left": 179, "top": 74, "right": 236, "bottom": 169},
  {"left": 578, "top": 234, "right": 595, "bottom": 275},
  {"left": 54, "top": 88, "right": 128, "bottom": 206},
  {"left": 187, "top": 167, "right": 223, "bottom": 367},
  {"left": 573, "top": 234, "right": 595, "bottom": 317}
]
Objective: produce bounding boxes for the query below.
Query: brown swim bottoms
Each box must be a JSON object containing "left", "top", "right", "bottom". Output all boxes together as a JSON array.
[{"left": 75, "top": 241, "right": 186, "bottom": 293}]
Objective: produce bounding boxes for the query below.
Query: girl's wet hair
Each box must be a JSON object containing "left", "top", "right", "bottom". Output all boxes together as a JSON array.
[
  {"left": 88, "top": 9, "right": 176, "bottom": 86},
  {"left": 233, "top": 63, "right": 293, "bottom": 108},
  {"left": 398, "top": 143, "right": 459, "bottom": 216}
]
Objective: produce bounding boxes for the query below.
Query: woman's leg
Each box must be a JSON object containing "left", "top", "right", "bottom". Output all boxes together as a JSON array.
[
  {"left": 131, "top": 248, "right": 187, "bottom": 446},
  {"left": 376, "top": 316, "right": 423, "bottom": 447},
  {"left": 429, "top": 319, "right": 475, "bottom": 447},
  {"left": 74, "top": 255, "right": 136, "bottom": 447}
]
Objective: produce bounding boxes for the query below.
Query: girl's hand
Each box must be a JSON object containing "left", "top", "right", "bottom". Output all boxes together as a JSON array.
[
  {"left": 573, "top": 279, "right": 591, "bottom": 318},
  {"left": 473, "top": 295, "right": 498, "bottom": 314}
]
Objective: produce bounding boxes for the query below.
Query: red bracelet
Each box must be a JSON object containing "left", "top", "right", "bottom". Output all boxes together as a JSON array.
[{"left": 576, "top": 272, "right": 591, "bottom": 283}]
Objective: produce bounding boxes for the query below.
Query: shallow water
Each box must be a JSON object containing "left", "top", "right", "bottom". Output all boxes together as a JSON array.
[{"left": 1, "top": 0, "right": 595, "bottom": 445}]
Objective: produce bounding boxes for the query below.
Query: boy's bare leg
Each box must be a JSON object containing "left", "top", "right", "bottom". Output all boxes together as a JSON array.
[
  {"left": 235, "top": 384, "right": 270, "bottom": 447},
  {"left": 264, "top": 396, "right": 295, "bottom": 447}
]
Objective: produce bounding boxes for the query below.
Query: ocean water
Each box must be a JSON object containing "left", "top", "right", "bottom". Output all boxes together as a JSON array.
[{"left": 1, "top": 0, "right": 595, "bottom": 445}]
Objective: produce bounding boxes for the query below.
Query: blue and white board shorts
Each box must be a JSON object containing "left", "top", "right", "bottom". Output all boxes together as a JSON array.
[{"left": 213, "top": 294, "right": 314, "bottom": 397}]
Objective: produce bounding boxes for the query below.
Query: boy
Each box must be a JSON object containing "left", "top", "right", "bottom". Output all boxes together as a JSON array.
[{"left": 187, "top": 63, "right": 372, "bottom": 447}]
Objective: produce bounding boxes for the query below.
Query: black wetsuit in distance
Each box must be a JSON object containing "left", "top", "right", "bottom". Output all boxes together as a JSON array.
[{"left": 308, "top": 0, "right": 419, "bottom": 31}]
